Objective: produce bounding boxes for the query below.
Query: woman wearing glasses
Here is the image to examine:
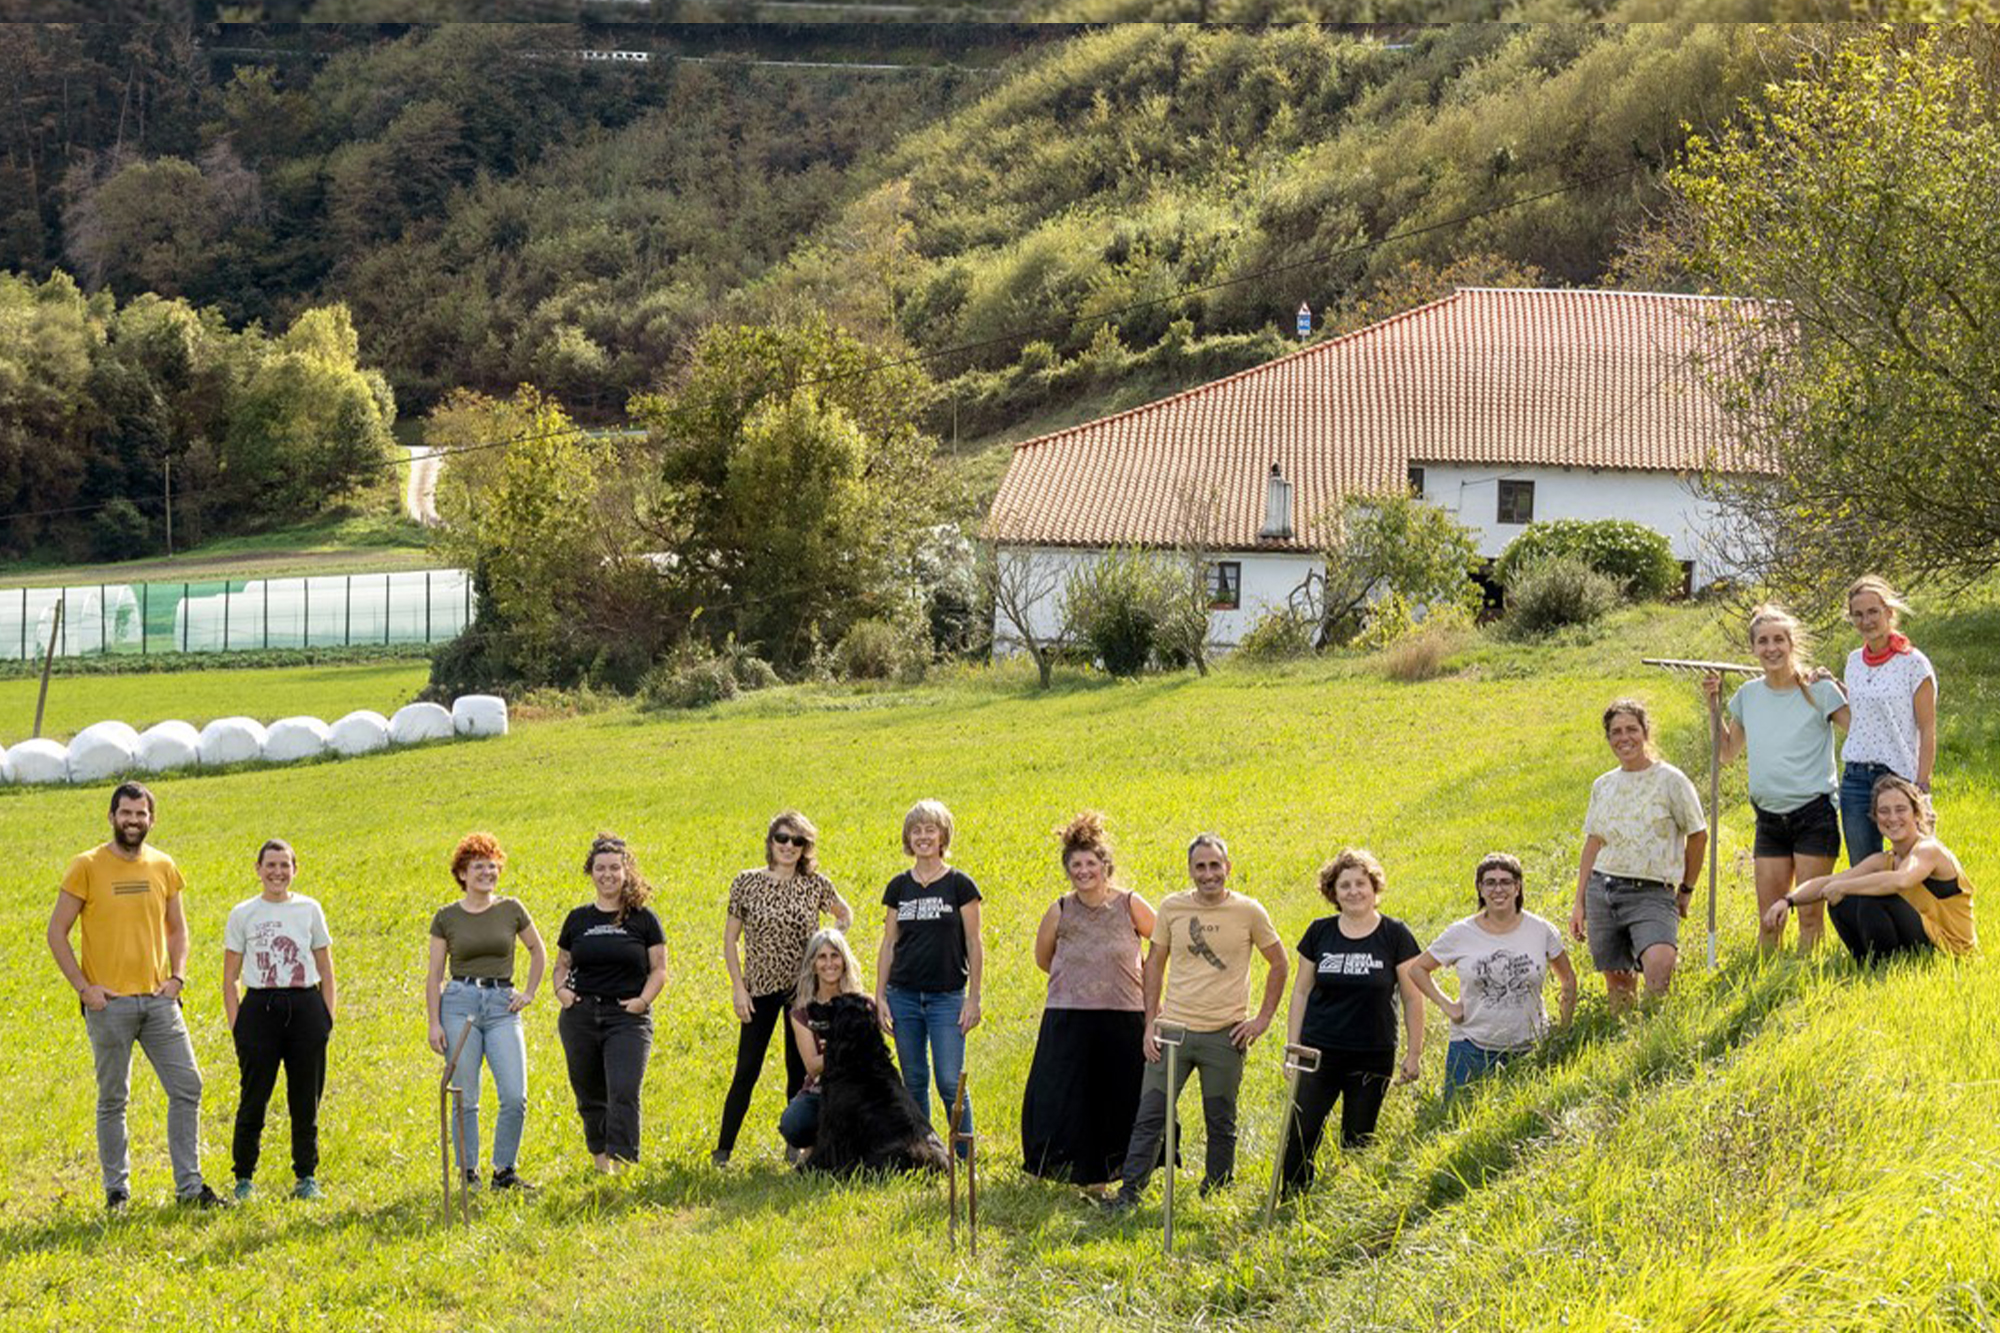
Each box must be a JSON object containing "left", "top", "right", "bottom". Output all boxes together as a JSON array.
[
  {"left": 1399, "top": 852, "right": 1576, "bottom": 1103},
  {"left": 714, "top": 810, "right": 852, "bottom": 1167}
]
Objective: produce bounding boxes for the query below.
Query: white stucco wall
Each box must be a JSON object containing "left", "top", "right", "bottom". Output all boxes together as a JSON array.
[
  {"left": 1413, "top": 463, "right": 1733, "bottom": 587},
  {"left": 989, "top": 545, "right": 1323, "bottom": 655}
]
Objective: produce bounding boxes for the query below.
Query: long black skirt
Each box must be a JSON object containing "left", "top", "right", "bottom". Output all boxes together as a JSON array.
[{"left": 1020, "top": 1007, "right": 1144, "bottom": 1185}]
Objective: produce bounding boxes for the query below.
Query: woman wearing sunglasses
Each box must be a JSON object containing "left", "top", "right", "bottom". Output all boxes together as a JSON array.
[{"left": 714, "top": 810, "right": 852, "bottom": 1167}]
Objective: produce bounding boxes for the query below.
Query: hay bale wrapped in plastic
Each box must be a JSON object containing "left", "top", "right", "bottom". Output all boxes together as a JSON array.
[
  {"left": 328, "top": 710, "right": 391, "bottom": 757},
  {"left": 389, "top": 701, "right": 453, "bottom": 746},
  {"left": 0, "top": 745, "right": 14, "bottom": 785},
  {"left": 451, "top": 694, "right": 509, "bottom": 739},
  {"left": 264, "top": 716, "right": 331, "bottom": 763},
  {"left": 199, "top": 717, "right": 269, "bottom": 767},
  {"left": 137, "top": 721, "right": 202, "bottom": 774},
  {"left": 10, "top": 738, "right": 71, "bottom": 784},
  {"left": 67, "top": 721, "right": 141, "bottom": 783}
]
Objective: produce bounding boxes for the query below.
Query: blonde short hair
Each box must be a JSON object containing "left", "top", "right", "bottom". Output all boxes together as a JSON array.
[
  {"left": 902, "top": 799, "right": 954, "bottom": 855},
  {"left": 1846, "top": 574, "right": 1909, "bottom": 621}
]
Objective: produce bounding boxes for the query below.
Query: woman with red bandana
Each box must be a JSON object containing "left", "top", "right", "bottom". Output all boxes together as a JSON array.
[{"left": 1835, "top": 576, "right": 1938, "bottom": 866}]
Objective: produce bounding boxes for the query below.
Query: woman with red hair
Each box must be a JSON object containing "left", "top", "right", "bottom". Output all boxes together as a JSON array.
[{"left": 425, "top": 832, "right": 547, "bottom": 1191}]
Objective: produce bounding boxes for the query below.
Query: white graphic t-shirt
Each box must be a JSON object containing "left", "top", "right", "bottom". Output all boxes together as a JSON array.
[
  {"left": 1427, "top": 912, "right": 1566, "bottom": 1052},
  {"left": 1841, "top": 647, "right": 1937, "bottom": 780},
  {"left": 224, "top": 893, "right": 331, "bottom": 988}
]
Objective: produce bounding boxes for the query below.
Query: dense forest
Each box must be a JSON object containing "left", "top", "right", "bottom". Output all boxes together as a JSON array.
[{"left": 3, "top": 19, "right": 1779, "bottom": 562}]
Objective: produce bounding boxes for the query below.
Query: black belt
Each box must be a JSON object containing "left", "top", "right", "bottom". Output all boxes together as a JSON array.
[
  {"left": 452, "top": 976, "right": 513, "bottom": 988},
  {"left": 1598, "top": 874, "right": 1673, "bottom": 892},
  {"left": 574, "top": 992, "right": 639, "bottom": 1004}
]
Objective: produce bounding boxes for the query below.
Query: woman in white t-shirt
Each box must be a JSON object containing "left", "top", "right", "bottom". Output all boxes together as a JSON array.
[
  {"left": 1402, "top": 852, "right": 1575, "bottom": 1102},
  {"left": 221, "top": 839, "right": 336, "bottom": 1202},
  {"left": 1703, "top": 605, "right": 1850, "bottom": 955},
  {"left": 1837, "top": 575, "right": 1938, "bottom": 866}
]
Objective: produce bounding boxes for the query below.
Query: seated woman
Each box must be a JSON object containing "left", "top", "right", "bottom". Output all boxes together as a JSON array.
[
  {"left": 1765, "top": 774, "right": 1976, "bottom": 963},
  {"left": 780, "top": 929, "right": 945, "bottom": 1175}
]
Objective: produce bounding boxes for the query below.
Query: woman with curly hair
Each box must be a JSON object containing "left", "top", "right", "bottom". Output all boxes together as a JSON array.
[
  {"left": 425, "top": 831, "right": 547, "bottom": 1191},
  {"left": 1020, "top": 811, "right": 1157, "bottom": 1199},
  {"left": 1279, "top": 847, "right": 1423, "bottom": 1193},
  {"left": 552, "top": 834, "right": 667, "bottom": 1173}
]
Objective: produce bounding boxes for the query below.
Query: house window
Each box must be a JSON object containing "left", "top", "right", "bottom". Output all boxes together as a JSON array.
[
  {"left": 1206, "top": 561, "right": 1242, "bottom": 611},
  {"left": 1497, "top": 479, "right": 1535, "bottom": 525},
  {"left": 1407, "top": 464, "right": 1425, "bottom": 496}
]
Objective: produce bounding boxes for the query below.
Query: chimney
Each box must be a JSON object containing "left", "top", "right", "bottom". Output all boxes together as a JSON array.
[{"left": 1259, "top": 463, "right": 1294, "bottom": 541}]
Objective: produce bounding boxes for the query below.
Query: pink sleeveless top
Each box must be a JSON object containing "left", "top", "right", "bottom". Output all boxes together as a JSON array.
[{"left": 1046, "top": 890, "right": 1143, "bottom": 1012}]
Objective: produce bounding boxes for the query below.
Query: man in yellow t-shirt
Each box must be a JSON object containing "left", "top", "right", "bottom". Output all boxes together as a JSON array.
[
  {"left": 47, "top": 781, "right": 226, "bottom": 1211},
  {"left": 1106, "top": 833, "right": 1289, "bottom": 1210}
]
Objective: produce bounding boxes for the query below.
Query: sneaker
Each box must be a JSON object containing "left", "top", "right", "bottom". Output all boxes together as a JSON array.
[
  {"left": 461, "top": 1168, "right": 482, "bottom": 1192},
  {"left": 490, "top": 1167, "right": 534, "bottom": 1192},
  {"left": 292, "top": 1177, "right": 323, "bottom": 1201},
  {"left": 1097, "top": 1190, "right": 1141, "bottom": 1215},
  {"left": 709, "top": 1149, "right": 731, "bottom": 1169},
  {"left": 181, "top": 1184, "right": 233, "bottom": 1209},
  {"left": 105, "top": 1189, "right": 130, "bottom": 1214},
  {"left": 233, "top": 1179, "right": 254, "bottom": 1203},
  {"left": 784, "top": 1145, "right": 805, "bottom": 1167}
]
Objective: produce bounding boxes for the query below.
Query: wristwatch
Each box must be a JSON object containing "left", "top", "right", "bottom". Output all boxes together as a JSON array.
[{"left": 1676, "top": 883, "right": 1695, "bottom": 896}]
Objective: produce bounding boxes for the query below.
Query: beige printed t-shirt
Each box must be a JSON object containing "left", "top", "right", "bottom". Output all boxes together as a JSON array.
[
  {"left": 1583, "top": 760, "right": 1708, "bottom": 886},
  {"left": 1155, "top": 890, "right": 1280, "bottom": 1030}
]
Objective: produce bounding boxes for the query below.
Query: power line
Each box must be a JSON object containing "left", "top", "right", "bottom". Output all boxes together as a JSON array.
[{"left": 0, "top": 161, "right": 1654, "bottom": 532}]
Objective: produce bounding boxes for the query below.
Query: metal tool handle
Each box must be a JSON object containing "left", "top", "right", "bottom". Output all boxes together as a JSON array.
[{"left": 1281, "top": 1042, "right": 1321, "bottom": 1075}]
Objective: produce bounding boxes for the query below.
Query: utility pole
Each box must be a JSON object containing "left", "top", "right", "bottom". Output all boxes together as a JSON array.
[{"left": 164, "top": 457, "right": 174, "bottom": 558}]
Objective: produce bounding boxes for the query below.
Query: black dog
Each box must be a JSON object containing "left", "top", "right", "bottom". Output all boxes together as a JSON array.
[{"left": 802, "top": 993, "right": 950, "bottom": 1177}]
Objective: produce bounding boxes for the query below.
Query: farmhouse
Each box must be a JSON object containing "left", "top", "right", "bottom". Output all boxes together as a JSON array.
[{"left": 982, "top": 287, "right": 1767, "bottom": 649}]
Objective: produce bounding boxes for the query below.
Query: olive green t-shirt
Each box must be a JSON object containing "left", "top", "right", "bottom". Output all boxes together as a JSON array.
[{"left": 430, "top": 898, "right": 533, "bottom": 980}]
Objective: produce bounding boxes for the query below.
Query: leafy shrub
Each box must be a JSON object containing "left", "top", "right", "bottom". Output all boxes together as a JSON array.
[
  {"left": 1061, "top": 548, "right": 1181, "bottom": 676},
  {"left": 733, "top": 654, "right": 781, "bottom": 692},
  {"left": 834, "top": 618, "right": 927, "bottom": 682},
  {"left": 1494, "top": 519, "right": 1682, "bottom": 600},
  {"left": 639, "top": 644, "right": 739, "bottom": 710},
  {"left": 1234, "top": 608, "right": 1316, "bottom": 662},
  {"left": 1316, "top": 493, "right": 1483, "bottom": 646},
  {"left": 1502, "top": 556, "right": 1621, "bottom": 638}
]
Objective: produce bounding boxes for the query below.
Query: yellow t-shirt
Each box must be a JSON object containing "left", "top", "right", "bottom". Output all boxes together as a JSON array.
[
  {"left": 1900, "top": 867, "right": 1977, "bottom": 957},
  {"left": 61, "top": 843, "right": 185, "bottom": 995},
  {"left": 1155, "top": 890, "right": 1281, "bottom": 1030}
]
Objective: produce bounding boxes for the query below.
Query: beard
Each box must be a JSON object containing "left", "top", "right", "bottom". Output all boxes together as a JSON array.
[{"left": 113, "top": 823, "right": 148, "bottom": 851}]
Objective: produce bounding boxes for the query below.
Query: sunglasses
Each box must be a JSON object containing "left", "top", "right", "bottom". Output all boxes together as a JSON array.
[{"left": 771, "top": 833, "right": 811, "bottom": 848}]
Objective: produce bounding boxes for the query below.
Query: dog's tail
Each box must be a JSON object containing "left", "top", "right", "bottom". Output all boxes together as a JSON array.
[{"left": 907, "top": 1129, "right": 950, "bottom": 1174}]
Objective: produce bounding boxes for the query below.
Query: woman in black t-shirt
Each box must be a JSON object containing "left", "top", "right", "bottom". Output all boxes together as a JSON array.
[
  {"left": 552, "top": 834, "right": 667, "bottom": 1173},
  {"left": 1278, "top": 847, "right": 1424, "bottom": 1193},
  {"left": 873, "top": 799, "right": 983, "bottom": 1153}
]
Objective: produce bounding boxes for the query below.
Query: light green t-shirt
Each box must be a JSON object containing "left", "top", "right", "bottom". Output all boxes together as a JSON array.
[{"left": 1727, "top": 677, "right": 1845, "bottom": 814}]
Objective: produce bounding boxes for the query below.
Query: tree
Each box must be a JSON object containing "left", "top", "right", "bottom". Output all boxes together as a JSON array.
[
  {"left": 1309, "top": 492, "right": 1482, "bottom": 646},
  {"left": 222, "top": 304, "right": 396, "bottom": 514},
  {"left": 981, "top": 539, "right": 1073, "bottom": 691},
  {"left": 1669, "top": 28, "right": 2000, "bottom": 602}
]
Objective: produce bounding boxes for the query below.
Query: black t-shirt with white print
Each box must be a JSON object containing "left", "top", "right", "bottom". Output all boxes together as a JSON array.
[
  {"left": 557, "top": 905, "right": 665, "bottom": 999},
  {"left": 882, "top": 868, "right": 982, "bottom": 993},
  {"left": 1296, "top": 914, "right": 1421, "bottom": 1053}
]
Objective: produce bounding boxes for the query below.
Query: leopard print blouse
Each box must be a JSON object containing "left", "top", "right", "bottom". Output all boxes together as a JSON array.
[{"left": 728, "top": 868, "right": 839, "bottom": 996}]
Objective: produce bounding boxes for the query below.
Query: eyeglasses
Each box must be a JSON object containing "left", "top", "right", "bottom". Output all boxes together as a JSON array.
[
  {"left": 1478, "top": 877, "right": 1520, "bottom": 889},
  {"left": 771, "top": 833, "right": 811, "bottom": 848}
]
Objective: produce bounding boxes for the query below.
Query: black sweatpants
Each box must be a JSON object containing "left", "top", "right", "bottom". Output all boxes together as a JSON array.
[
  {"left": 1278, "top": 1047, "right": 1394, "bottom": 1192},
  {"left": 1829, "top": 894, "right": 1933, "bottom": 965},
  {"left": 232, "top": 987, "right": 332, "bottom": 1181},
  {"left": 558, "top": 996, "right": 654, "bottom": 1160},
  {"left": 715, "top": 989, "right": 804, "bottom": 1155}
]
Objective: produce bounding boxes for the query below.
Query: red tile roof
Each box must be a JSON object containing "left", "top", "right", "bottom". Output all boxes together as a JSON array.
[{"left": 983, "top": 287, "right": 1772, "bottom": 553}]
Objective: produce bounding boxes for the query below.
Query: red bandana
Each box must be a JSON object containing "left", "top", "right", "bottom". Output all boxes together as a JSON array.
[{"left": 1862, "top": 632, "right": 1912, "bottom": 668}]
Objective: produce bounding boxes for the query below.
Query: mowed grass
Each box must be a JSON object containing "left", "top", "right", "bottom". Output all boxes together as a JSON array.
[
  {"left": 0, "top": 597, "right": 1994, "bottom": 1332},
  {"left": 0, "top": 662, "right": 433, "bottom": 745}
]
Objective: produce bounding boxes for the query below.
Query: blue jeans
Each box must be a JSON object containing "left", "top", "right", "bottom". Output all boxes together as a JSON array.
[
  {"left": 884, "top": 985, "right": 972, "bottom": 1145},
  {"left": 1442, "top": 1038, "right": 1513, "bottom": 1103},
  {"left": 440, "top": 981, "right": 528, "bottom": 1172},
  {"left": 1840, "top": 761, "right": 1896, "bottom": 868},
  {"left": 778, "top": 1089, "right": 820, "bottom": 1148}
]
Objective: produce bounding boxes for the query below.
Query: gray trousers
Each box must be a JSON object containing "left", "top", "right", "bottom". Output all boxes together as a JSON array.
[
  {"left": 1116, "top": 1026, "right": 1245, "bottom": 1198},
  {"left": 84, "top": 994, "right": 205, "bottom": 1197}
]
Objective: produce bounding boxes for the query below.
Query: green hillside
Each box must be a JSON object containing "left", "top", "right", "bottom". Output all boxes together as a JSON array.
[{"left": 0, "top": 591, "right": 1992, "bottom": 1329}]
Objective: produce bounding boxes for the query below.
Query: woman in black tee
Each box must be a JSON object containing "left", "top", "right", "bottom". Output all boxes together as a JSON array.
[
  {"left": 552, "top": 834, "right": 667, "bottom": 1173},
  {"left": 1279, "top": 847, "right": 1424, "bottom": 1193}
]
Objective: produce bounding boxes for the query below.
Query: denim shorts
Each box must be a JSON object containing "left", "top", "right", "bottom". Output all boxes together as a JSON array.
[
  {"left": 1752, "top": 793, "right": 1841, "bottom": 860},
  {"left": 1583, "top": 871, "right": 1680, "bottom": 973}
]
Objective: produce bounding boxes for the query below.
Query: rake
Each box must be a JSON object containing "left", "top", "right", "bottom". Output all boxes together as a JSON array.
[
  {"left": 947, "top": 1073, "right": 978, "bottom": 1257},
  {"left": 437, "top": 1017, "right": 475, "bottom": 1225},
  {"left": 1639, "top": 656, "right": 1758, "bottom": 969},
  {"left": 1263, "top": 1042, "right": 1321, "bottom": 1226},
  {"left": 1154, "top": 1021, "right": 1187, "bottom": 1255}
]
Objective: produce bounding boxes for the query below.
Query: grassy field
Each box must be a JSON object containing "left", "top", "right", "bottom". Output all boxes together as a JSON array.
[
  {"left": 0, "top": 513, "right": 436, "bottom": 590},
  {"left": 0, "top": 596, "right": 1993, "bottom": 1331}
]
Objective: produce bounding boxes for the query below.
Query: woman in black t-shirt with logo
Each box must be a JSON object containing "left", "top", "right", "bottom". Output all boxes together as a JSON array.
[
  {"left": 552, "top": 834, "right": 667, "bottom": 1173},
  {"left": 1278, "top": 847, "right": 1424, "bottom": 1193},
  {"left": 874, "top": 799, "right": 983, "bottom": 1152}
]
